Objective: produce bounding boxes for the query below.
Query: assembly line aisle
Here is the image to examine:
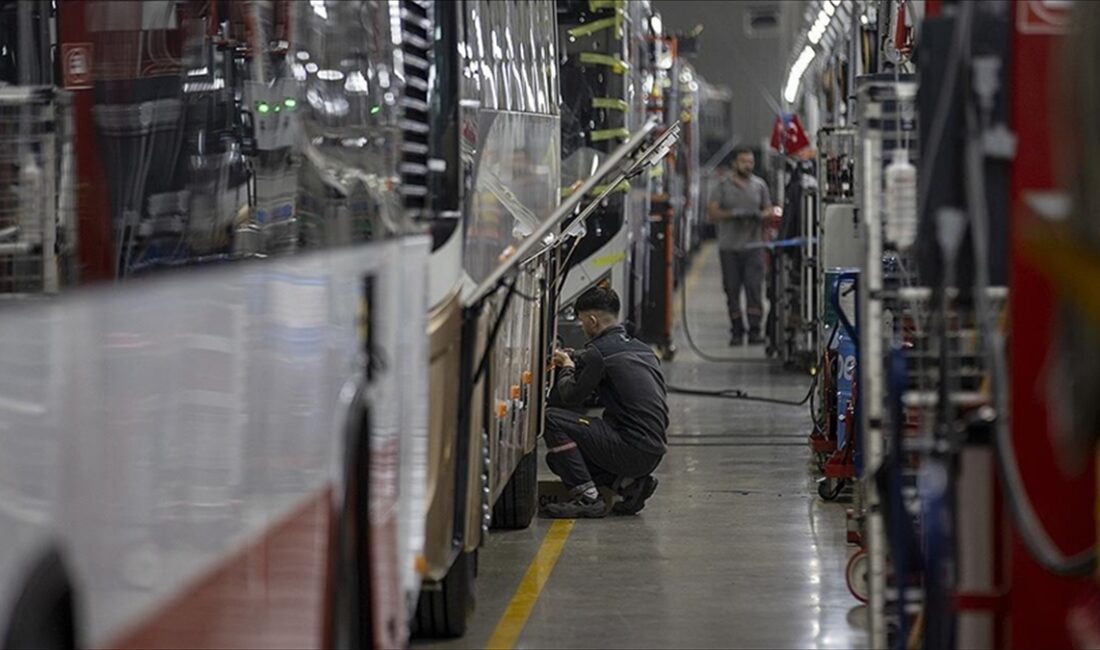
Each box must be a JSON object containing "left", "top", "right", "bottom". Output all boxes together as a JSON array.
[{"left": 420, "top": 244, "right": 867, "bottom": 649}]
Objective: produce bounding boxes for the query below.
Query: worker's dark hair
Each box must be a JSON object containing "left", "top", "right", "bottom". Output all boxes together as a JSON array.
[
  {"left": 575, "top": 285, "right": 620, "bottom": 317},
  {"left": 731, "top": 145, "right": 754, "bottom": 159}
]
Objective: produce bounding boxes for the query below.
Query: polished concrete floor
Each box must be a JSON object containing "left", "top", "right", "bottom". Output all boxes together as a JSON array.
[{"left": 423, "top": 245, "right": 868, "bottom": 649}]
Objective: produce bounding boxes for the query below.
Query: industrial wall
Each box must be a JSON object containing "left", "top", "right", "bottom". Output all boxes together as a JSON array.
[{"left": 656, "top": 0, "right": 804, "bottom": 148}]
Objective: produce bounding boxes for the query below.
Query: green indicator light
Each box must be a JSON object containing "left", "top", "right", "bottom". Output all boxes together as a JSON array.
[
  {"left": 274, "top": 105, "right": 281, "bottom": 112},
  {"left": 370, "top": 105, "right": 381, "bottom": 115},
  {"left": 284, "top": 98, "right": 297, "bottom": 109},
  {"left": 257, "top": 102, "right": 270, "bottom": 114}
]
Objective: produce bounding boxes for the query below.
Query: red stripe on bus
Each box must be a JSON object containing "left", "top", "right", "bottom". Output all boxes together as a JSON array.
[{"left": 107, "top": 486, "right": 334, "bottom": 650}]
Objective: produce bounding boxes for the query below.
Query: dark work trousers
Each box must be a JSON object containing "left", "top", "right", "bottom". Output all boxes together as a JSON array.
[
  {"left": 543, "top": 406, "right": 662, "bottom": 494},
  {"left": 719, "top": 248, "right": 765, "bottom": 337}
]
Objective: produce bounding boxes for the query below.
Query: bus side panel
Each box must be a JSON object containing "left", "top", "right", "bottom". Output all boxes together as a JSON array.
[
  {"left": 0, "top": 241, "right": 429, "bottom": 648},
  {"left": 422, "top": 291, "right": 464, "bottom": 580}
]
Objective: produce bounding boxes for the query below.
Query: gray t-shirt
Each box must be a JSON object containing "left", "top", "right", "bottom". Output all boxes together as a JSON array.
[{"left": 710, "top": 174, "right": 772, "bottom": 250}]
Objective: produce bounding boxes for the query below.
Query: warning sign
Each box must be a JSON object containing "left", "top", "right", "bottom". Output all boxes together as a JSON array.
[
  {"left": 1017, "top": 0, "right": 1073, "bottom": 35},
  {"left": 61, "top": 43, "right": 93, "bottom": 89}
]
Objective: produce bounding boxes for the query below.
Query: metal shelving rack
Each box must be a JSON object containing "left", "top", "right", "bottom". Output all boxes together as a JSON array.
[
  {"left": 814, "top": 127, "right": 858, "bottom": 366},
  {"left": 854, "top": 73, "right": 918, "bottom": 649},
  {"left": 0, "top": 86, "right": 75, "bottom": 297}
]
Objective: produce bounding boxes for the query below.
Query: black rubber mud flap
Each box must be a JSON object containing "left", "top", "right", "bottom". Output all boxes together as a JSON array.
[
  {"left": 410, "top": 549, "right": 476, "bottom": 639},
  {"left": 330, "top": 392, "right": 372, "bottom": 650}
]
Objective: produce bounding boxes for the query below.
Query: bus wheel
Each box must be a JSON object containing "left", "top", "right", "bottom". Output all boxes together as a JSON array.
[
  {"left": 411, "top": 549, "right": 476, "bottom": 639},
  {"left": 491, "top": 448, "right": 538, "bottom": 530},
  {"left": 2, "top": 546, "right": 78, "bottom": 650}
]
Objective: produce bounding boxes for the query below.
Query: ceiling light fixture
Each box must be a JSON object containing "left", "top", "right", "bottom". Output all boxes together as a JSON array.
[{"left": 783, "top": 45, "right": 817, "bottom": 104}]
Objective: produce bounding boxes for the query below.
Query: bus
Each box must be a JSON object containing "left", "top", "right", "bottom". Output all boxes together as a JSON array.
[
  {"left": 555, "top": 0, "right": 658, "bottom": 348},
  {"left": 414, "top": 0, "right": 561, "bottom": 637},
  {"left": 0, "top": 0, "right": 667, "bottom": 644}
]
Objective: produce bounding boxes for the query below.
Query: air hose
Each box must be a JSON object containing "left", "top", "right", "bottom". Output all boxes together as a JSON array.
[
  {"left": 962, "top": 86, "right": 1096, "bottom": 576},
  {"left": 676, "top": 246, "right": 777, "bottom": 364},
  {"left": 666, "top": 376, "right": 817, "bottom": 407},
  {"left": 668, "top": 245, "right": 817, "bottom": 407}
]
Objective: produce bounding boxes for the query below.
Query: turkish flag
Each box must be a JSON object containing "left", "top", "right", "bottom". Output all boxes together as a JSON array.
[{"left": 770, "top": 112, "right": 811, "bottom": 156}]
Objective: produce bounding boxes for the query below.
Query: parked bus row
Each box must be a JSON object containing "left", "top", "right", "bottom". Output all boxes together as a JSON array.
[{"left": 0, "top": 1, "right": 706, "bottom": 646}]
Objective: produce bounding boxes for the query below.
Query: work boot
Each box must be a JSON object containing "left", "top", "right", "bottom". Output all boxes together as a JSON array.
[
  {"left": 541, "top": 494, "right": 607, "bottom": 519},
  {"left": 729, "top": 332, "right": 744, "bottom": 346},
  {"left": 612, "top": 475, "right": 659, "bottom": 515},
  {"left": 747, "top": 331, "right": 766, "bottom": 346}
]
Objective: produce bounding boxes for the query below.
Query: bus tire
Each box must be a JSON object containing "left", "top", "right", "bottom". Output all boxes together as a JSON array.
[
  {"left": 411, "top": 549, "right": 476, "bottom": 639},
  {"left": 491, "top": 448, "right": 538, "bottom": 530},
  {"left": 2, "top": 546, "right": 78, "bottom": 650}
]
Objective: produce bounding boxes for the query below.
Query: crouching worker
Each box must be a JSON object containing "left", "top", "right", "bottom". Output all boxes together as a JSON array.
[{"left": 542, "top": 286, "right": 669, "bottom": 519}]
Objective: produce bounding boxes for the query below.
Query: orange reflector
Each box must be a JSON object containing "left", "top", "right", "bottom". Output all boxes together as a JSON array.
[
  {"left": 511, "top": 384, "right": 521, "bottom": 400},
  {"left": 415, "top": 554, "right": 428, "bottom": 576},
  {"left": 522, "top": 371, "right": 533, "bottom": 385}
]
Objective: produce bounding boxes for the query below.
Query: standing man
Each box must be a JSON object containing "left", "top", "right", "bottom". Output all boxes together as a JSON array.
[
  {"left": 542, "top": 286, "right": 668, "bottom": 519},
  {"left": 707, "top": 146, "right": 773, "bottom": 345}
]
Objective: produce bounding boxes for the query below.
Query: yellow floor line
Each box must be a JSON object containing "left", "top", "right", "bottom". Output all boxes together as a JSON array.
[{"left": 485, "top": 519, "right": 575, "bottom": 650}]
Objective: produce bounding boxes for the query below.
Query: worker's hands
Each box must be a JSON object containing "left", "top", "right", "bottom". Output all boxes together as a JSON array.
[{"left": 552, "top": 348, "right": 575, "bottom": 369}]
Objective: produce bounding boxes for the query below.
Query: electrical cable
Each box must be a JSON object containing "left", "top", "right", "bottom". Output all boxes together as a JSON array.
[
  {"left": 663, "top": 243, "right": 821, "bottom": 408},
  {"left": 555, "top": 236, "right": 583, "bottom": 297},
  {"left": 809, "top": 373, "right": 821, "bottom": 432},
  {"left": 809, "top": 324, "right": 840, "bottom": 433},
  {"left": 512, "top": 284, "right": 540, "bottom": 303},
  {"left": 895, "top": 0, "right": 1097, "bottom": 580},
  {"left": 667, "top": 372, "right": 817, "bottom": 407},
  {"left": 676, "top": 247, "right": 776, "bottom": 364},
  {"left": 470, "top": 276, "right": 520, "bottom": 386}
]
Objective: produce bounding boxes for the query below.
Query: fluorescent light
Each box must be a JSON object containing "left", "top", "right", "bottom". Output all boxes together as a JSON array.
[
  {"left": 807, "top": 2, "right": 833, "bottom": 47},
  {"left": 783, "top": 80, "right": 797, "bottom": 104},
  {"left": 831, "top": 0, "right": 842, "bottom": 6},
  {"left": 783, "top": 45, "right": 817, "bottom": 103}
]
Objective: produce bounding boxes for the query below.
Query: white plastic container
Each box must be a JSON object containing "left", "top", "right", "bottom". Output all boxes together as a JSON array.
[{"left": 884, "top": 149, "right": 918, "bottom": 250}]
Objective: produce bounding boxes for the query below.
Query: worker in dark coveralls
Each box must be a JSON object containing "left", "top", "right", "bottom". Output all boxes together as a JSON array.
[
  {"left": 707, "top": 146, "right": 774, "bottom": 346},
  {"left": 541, "top": 286, "right": 669, "bottom": 518}
]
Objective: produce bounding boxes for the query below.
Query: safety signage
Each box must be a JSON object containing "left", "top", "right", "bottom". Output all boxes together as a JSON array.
[
  {"left": 61, "top": 43, "right": 93, "bottom": 89},
  {"left": 1017, "top": 0, "right": 1072, "bottom": 35}
]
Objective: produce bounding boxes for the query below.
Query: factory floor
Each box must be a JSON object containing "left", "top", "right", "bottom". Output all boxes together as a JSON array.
[{"left": 422, "top": 244, "right": 868, "bottom": 649}]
